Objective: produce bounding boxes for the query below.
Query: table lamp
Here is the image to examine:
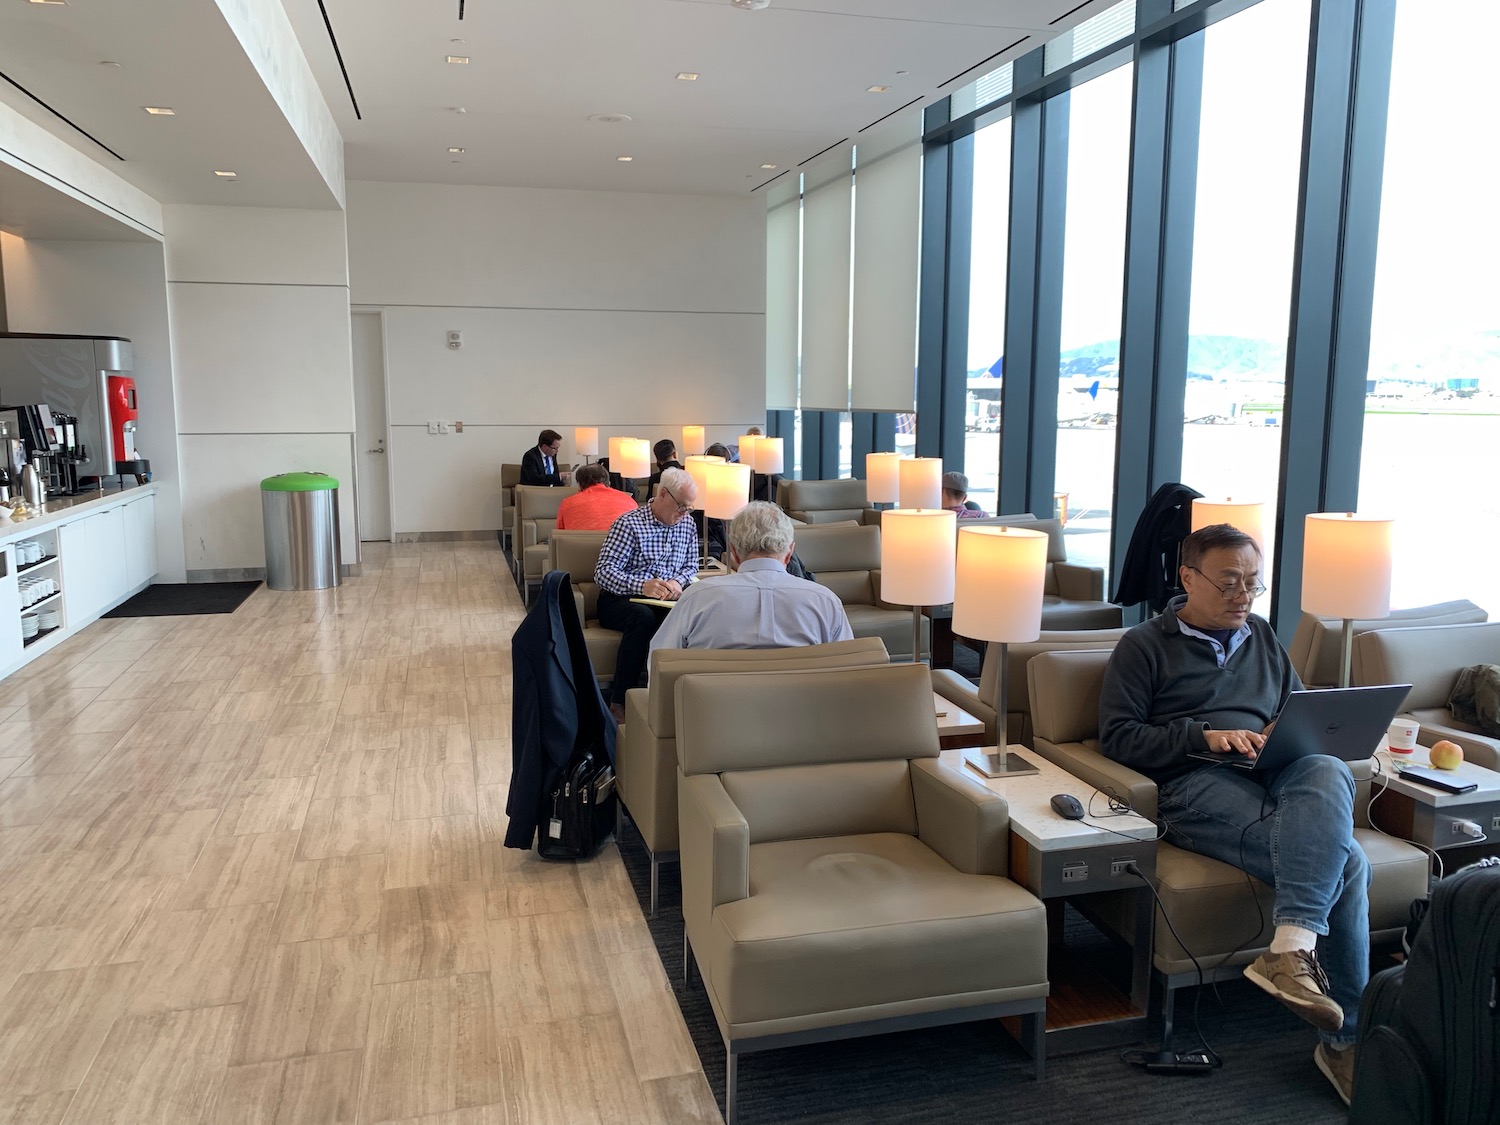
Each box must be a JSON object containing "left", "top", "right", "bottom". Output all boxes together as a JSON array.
[
  {"left": 880, "top": 508, "right": 955, "bottom": 665},
  {"left": 684, "top": 454, "right": 726, "bottom": 564},
  {"left": 1191, "top": 498, "right": 1267, "bottom": 552},
  {"left": 608, "top": 435, "right": 627, "bottom": 472},
  {"left": 1302, "top": 512, "right": 1393, "bottom": 687},
  {"left": 953, "top": 526, "right": 1048, "bottom": 777},
  {"left": 753, "top": 436, "right": 784, "bottom": 476},
  {"left": 705, "top": 460, "right": 751, "bottom": 526},
  {"left": 866, "top": 452, "right": 903, "bottom": 507},
  {"left": 575, "top": 426, "right": 599, "bottom": 465},
  {"left": 682, "top": 425, "right": 705, "bottom": 457},
  {"left": 898, "top": 457, "right": 942, "bottom": 509},
  {"left": 616, "top": 438, "right": 651, "bottom": 481},
  {"left": 738, "top": 434, "right": 759, "bottom": 472}
]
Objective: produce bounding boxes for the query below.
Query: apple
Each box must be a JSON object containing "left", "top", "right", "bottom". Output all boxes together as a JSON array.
[{"left": 1429, "top": 739, "right": 1465, "bottom": 771}]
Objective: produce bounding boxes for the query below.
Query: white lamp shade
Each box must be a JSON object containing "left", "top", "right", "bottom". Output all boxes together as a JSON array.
[
  {"left": 898, "top": 457, "right": 943, "bottom": 509},
  {"left": 616, "top": 438, "right": 651, "bottom": 480},
  {"left": 866, "top": 452, "right": 904, "bottom": 503},
  {"left": 1302, "top": 512, "right": 1393, "bottom": 620},
  {"left": 1192, "top": 498, "right": 1267, "bottom": 552},
  {"left": 880, "top": 509, "right": 956, "bottom": 607},
  {"left": 738, "top": 434, "right": 759, "bottom": 468},
  {"left": 952, "top": 527, "right": 1048, "bottom": 643},
  {"left": 682, "top": 425, "right": 705, "bottom": 456},
  {"left": 574, "top": 426, "right": 599, "bottom": 457},
  {"left": 608, "top": 436, "right": 627, "bottom": 468},
  {"left": 705, "top": 461, "right": 752, "bottom": 520},
  {"left": 753, "top": 437, "right": 784, "bottom": 475},
  {"left": 683, "top": 455, "right": 724, "bottom": 498}
]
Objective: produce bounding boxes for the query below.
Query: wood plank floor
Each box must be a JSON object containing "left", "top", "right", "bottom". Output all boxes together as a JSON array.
[{"left": 0, "top": 541, "right": 719, "bottom": 1125}]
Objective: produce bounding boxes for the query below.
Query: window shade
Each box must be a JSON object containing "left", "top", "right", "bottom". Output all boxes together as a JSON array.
[
  {"left": 765, "top": 178, "right": 800, "bottom": 410},
  {"left": 852, "top": 106, "right": 922, "bottom": 413},
  {"left": 799, "top": 145, "right": 854, "bottom": 412}
]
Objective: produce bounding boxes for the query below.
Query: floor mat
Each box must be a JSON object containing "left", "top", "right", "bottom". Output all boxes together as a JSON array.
[{"left": 102, "top": 581, "right": 262, "bottom": 617}]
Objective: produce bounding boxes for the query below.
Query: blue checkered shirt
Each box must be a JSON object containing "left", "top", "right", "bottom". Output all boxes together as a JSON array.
[{"left": 594, "top": 506, "right": 700, "bottom": 596}]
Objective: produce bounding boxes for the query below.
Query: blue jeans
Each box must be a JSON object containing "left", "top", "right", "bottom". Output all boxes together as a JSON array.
[{"left": 1157, "top": 755, "right": 1370, "bottom": 1046}]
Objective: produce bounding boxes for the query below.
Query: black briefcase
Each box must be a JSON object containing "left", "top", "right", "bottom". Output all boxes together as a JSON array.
[{"left": 536, "top": 747, "right": 616, "bottom": 861}]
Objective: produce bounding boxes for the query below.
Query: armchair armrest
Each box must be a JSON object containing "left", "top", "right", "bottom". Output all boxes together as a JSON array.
[
  {"left": 932, "top": 669, "right": 997, "bottom": 744},
  {"left": 524, "top": 524, "right": 539, "bottom": 548},
  {"left": 572, "top": 586, "right": 587, "bottom": 624},
  {"left": 1031, "top": 738, "right": 1159, "bottom": 820},
  {"left": 678, "top": 772, "right": 749, "bottom": 946},
  {"left": 1053, "top": 561, "right": 1105, "bottom": 601},
  {"left": 910, "top": 759, "right": 1010, "bottom": 876}
]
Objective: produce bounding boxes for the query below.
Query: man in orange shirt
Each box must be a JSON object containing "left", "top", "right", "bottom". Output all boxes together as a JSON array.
[{"left": 555, "top": 463, "right": 638, "bottom": 531}]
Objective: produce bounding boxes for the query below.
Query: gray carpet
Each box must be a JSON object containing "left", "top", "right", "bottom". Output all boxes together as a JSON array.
[{"left": 614, "top": 825, "right": 1351, "bottom": 1124}]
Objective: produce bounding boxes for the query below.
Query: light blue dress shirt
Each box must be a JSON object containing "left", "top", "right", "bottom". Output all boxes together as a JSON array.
[{"left": 648, "top": 557, "right": 853, "bottom": 655}]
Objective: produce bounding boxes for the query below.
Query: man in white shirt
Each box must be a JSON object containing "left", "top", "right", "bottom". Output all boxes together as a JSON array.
[{"left": 650, "top": 501, "right": 852, "bottom": 654}]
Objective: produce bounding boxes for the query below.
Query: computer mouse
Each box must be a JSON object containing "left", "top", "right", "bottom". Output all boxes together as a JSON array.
[{"left": 1050, "top": 793, "right": 1086, "bottom": 820}]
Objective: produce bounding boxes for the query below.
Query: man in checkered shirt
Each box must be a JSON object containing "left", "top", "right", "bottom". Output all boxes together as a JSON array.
[{"left": 594, "top": 466, "right": 700, "bottom": 723}]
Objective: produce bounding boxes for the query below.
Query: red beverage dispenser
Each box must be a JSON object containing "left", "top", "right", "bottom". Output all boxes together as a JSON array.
[{"left": 106, "top": 375, "right": 140, "bottom": 471}]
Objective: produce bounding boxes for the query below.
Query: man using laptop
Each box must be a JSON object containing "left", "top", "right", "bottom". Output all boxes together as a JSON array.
[{"left": 1099, "top": 523, "right": 1366, "bottom": 1104}]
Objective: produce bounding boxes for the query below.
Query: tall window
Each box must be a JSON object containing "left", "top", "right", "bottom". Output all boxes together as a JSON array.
[
  {"left": 1182, "top": 0, "right": 1310, "bottom": 598},
  {"left": 1055, "top": 63, "right": 1133, "bottom": 571},
  {"left": 1362, "top": 0, "right": 1500, "bottom": 611},
  {"left": 964, "top": 120, "right": 1012, "bottom": 515}
]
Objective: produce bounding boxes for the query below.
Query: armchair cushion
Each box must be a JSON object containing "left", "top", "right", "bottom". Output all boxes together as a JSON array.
[
  {"left": 708, "top": 833, "right": 1047, "bottom": 1028},
  {"left": 784, "top": 478, "right": 869, "bottom": 525},
  {"left": 722, "top": 761, "right": 917, "bottom": 844}
]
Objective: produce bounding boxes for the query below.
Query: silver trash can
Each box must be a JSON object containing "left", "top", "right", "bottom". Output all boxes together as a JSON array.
[{"left": 261, "top": 472, "right": 342, "bottom": 591}]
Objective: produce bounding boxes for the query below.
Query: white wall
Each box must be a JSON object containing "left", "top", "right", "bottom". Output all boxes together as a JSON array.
[
  {"left": 0, "top": 233, "right": 188, "bottom": 582},
  {"left": 347, "top": 181, "right": 766, "bottom": 534},
  {"left": 164, "top": 204, "right": 356, "bottom": 574}
]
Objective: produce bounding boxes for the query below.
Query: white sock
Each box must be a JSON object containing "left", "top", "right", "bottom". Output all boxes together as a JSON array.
[{"left": 1270, "top": 925, "right": 1318, "bottom": 954}]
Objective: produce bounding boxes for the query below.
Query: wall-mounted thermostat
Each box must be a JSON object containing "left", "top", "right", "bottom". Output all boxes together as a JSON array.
[{"left": 447, "top": 330, "right": 463, "bottom": 349}]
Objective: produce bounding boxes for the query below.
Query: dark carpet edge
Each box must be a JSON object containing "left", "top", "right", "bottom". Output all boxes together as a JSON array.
[{"left": 102, "top": 580, "right": 262, "bottom": 618}]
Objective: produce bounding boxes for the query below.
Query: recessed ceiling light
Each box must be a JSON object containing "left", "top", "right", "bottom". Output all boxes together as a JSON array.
[
  {"left": 896, "top": 70, "right": 909, "bottom": 76},
  {"left": 587, "top": 113, "right": 632, "bottom": 125},
  {"left": 448, "top": 147, "right": 465, "bottom": 154},
  {"left": 760, "top": 164, "right": 778, "bottom": 170},
  {"left": 99, "top": 60, "right": 121, "bottom": 68},
  {"left": 867, "top": 85, "right": 891, "bottom": 93},
  {"left": 213, "top": 170, "right": 237, "bottom": 178},
  {"left": 676, "top": 72, "right": 700, "bottom": 81},
  {"left": 616, "top": 155, "right": 634, "bottom": 162},
  {"left": 29, "top": 1, "right": 68, "bottom": 6},
  {"left": 729, "top": 0, "right": 769, "bottom": 9},
  {"left": 143, "top": 106, "right": 175, "bottom": 115},
  {"left": 446, "top": 55, "right": 470, "bottom": 64}
]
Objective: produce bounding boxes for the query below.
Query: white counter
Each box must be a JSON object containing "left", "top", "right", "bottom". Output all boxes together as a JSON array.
[{"left": 2, "top": 484, "right": 159, "bottom": 678}]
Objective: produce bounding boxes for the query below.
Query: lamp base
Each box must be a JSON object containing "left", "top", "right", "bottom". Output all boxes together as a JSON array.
[{"left": 963, "top": 749, "right": 1041, "bottom": 779}]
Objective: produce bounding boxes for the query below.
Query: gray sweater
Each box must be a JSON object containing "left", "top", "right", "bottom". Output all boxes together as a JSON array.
[{"left": 1099, "top": 596, "right": 1302, "bottom": 783}]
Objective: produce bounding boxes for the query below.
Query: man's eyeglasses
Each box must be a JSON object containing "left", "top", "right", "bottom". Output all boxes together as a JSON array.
[
  {"left": 660, "top": 486, "right": 693, "bottom": 515},
  {"left": 1188, "top": 565, "right": 1266, "bottom": 600}
]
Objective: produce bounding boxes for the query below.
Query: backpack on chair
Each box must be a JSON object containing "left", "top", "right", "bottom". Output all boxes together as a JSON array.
[{"left": 1351, "top": 858, "right": 1500, "bottom": 1124}]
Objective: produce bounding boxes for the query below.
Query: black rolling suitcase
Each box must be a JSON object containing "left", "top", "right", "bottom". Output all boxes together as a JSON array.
[{"left": 1351, "top": 858, "right": 1500, "bottom": 1124}]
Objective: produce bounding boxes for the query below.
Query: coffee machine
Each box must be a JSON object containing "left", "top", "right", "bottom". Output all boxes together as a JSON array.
[{"left": 0, "top": 334, "right": 143, "bottom": 491}]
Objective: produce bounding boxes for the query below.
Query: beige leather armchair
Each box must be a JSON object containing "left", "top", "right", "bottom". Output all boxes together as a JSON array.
[
  {"left": 676, "top": 663, "right": 1049, "bottom": 1122},
  {"left": 548, "top": 530, "right": 622, "bottom": 687},
  {"left": 1353, "top": 621, "right": 1500, "bottom": 768},
  {"left": 932, "top": 627, "right": 1128, "bottom": 746},
  {"left": 512, "top": 483, "right": 577, "bottom": 603},
  {"left": 498, "top": 462, "right": 522, "bottom": 552},
  {"left": 1289, "top": 599, "right": 1487, "bottom": 687},
  {"left": 782, "top": 478, "right": 879, "bottom": 525},
  {"left": 1025, "top": 649, "right": 1429, "bottom": 1047},
  {"left": 791, "top": 524, "right": 929, "bottom": 660},
  {"left": 618, "top": 637, "right": 890, "bottom": 914}
]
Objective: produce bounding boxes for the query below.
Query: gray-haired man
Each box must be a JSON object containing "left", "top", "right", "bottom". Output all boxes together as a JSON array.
[{"left": 650, "top": 501, "right": 851, "bottom": 654}]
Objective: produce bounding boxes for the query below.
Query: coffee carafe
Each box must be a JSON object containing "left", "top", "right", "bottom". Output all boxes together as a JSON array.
[{"left": 20, "top": 459, "right": 44, "bottom": 507}]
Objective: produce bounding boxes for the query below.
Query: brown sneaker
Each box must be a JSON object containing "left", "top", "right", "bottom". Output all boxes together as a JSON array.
[
  {"left": 1314, "top": 1042, "right": 1355, "bottom": 1106},
  {"left": 1244, "top": 949, "right": 1345, "bottom": 1032}
]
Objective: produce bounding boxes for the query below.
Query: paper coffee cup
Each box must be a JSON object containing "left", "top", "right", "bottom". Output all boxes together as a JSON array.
[{"left": 1387, "top": 716, "right": 1419, "bottom": 754}]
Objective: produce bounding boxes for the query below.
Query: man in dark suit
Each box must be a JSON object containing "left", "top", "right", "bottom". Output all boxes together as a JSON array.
[{"left": 520, "top": 429, "right": 568, "bottom": 486}]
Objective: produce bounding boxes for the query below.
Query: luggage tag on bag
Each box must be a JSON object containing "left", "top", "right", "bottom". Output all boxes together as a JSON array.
[{"left": 548, "top": 818, "right": 563, "bottom": 840}]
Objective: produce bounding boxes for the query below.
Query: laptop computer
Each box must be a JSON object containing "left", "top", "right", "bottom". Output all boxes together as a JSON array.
[{"left": 1187, "top": 683, "right": 1412, "bottom": 772}]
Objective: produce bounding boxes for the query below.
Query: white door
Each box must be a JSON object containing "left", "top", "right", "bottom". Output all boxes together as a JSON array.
[{"left": 352, "top": 310, "right": 391, "bottom": 541}]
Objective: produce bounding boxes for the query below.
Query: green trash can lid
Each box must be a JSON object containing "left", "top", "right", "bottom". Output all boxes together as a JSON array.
[{"left": 261, "top": 471, "right": 339, "bottom": 491}]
